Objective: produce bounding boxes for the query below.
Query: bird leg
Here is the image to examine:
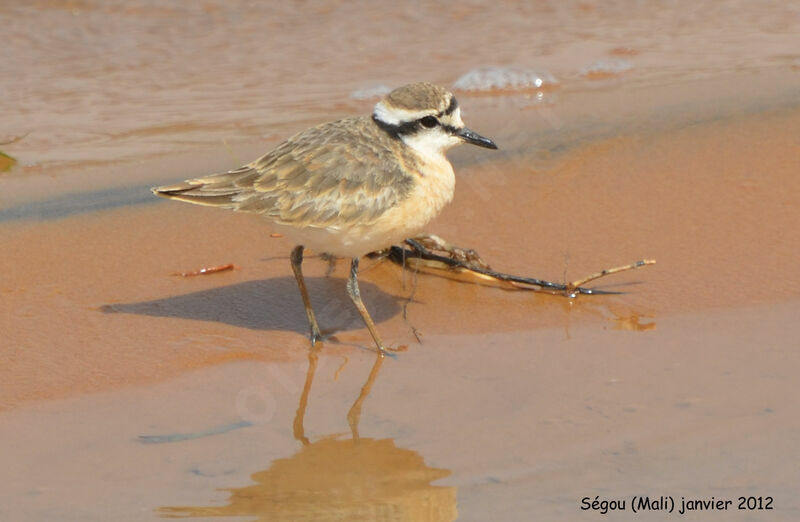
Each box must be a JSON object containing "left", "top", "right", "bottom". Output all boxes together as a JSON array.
[
  {"left": 290, "top": 245, "right": 322, "bottom": 345},
  {"left": 345, "top": 257, "right": 387, "bottom": 354}
]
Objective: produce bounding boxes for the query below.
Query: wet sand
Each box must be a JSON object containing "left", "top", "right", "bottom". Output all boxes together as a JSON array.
[
  {"left": 2, "top": 1, "right": 800, "bottom": 520},
  {"left": 2, "top": 303, "right": 799, "bottom": 520},
  {"left": 3, "top": 92, "right": 798, "bottom": 410}
]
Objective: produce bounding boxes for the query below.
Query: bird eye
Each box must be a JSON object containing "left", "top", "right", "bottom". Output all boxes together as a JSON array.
[{"left": 420, "top": 116, "right": 438, "bottom": 128}]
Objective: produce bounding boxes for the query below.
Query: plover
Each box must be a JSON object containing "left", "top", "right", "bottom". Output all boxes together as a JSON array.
[{"left": 153, "top": 82, "right": 497, "bottom": 352}]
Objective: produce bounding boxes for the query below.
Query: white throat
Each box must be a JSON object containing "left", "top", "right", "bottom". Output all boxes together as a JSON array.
[{"left": 400, "top": 130, "right": 459, "bottom": 165}]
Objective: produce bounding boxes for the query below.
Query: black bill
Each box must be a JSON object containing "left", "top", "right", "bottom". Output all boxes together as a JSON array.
[{"left": 457, "top": 127, "right": 498, "bottom": 149}]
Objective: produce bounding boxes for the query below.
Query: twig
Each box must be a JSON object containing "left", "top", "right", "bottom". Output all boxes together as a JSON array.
[
  {"left": 381, "top": 237, "right": 654, "bottom": 296},
  {"left": 172, "top": 263, "right": 237, "bottom": 277},
  {"left": 567, "top": 259, "right": 656, "bottom": 289}
]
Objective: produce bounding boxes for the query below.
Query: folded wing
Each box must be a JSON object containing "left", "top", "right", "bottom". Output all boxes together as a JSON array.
[{"left": 152, "top": 117, "right": 415, "bottom": 229}]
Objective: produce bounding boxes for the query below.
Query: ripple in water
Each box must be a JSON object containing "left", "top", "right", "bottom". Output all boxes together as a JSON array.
[
  {"left": 350, "top": 84, "right": 392, "bottom": 100},
  {"left": 581, "top": 59, "right": 634, "bottom": 78},
  {"left": 452, "top": 66, "right": 559, "bottom": 92}
]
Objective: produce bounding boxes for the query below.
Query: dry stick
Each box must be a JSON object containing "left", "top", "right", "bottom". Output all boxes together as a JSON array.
[
  {"left": 392, "top": 239, "right": 654, "bottom": 296},
  {"left": 173, "top": 263, "right": 236, "bottom": 277},
  {"left": 566, "top": 259, "right": 656, "bottom": 290}
]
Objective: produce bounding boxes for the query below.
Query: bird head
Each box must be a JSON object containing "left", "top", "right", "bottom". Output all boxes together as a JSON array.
[{"left": 372, "top": 83, "right": 497, "bottom": 158}]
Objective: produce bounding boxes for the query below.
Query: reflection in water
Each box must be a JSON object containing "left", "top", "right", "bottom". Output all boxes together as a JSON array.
[
  {"left": 547, "top": 295, "right": 657, "bottom": 340},
  {"left": 159, "top": 350, "right": 457, "bottom": 521},
  {"left": 611, "top": 310, "right": 656, "bottom": 331}
]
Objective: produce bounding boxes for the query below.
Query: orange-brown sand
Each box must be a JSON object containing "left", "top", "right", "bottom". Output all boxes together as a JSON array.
[
  {"left": 1, "top": 102, "right": 798, "bottom": 410},
  {"left": 2, "top": 2, "right": 800, "bottom": 519}
]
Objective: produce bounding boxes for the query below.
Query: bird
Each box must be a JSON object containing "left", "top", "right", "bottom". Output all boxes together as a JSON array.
[{"left": 152, "top": 82, "right": 497, "bottom": 353}]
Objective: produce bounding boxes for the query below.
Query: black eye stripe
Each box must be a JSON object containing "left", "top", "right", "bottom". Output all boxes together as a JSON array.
[
  {"left": 372, "top": 115, "right": 415, "bottom": 138},
  {"left": 373, "top": 113, "right": 460, "bottom": 138}
]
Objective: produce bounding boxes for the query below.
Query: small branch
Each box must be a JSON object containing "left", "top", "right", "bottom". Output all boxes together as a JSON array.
[
  {"left": 567, "top": 259, "right": 656, "bottom": 289},
  {"left": 379, "top": 236, "right": 655, "bottom": 297},
  {"left": 172, "top": 263, "right": 236, "bottom": 277}
]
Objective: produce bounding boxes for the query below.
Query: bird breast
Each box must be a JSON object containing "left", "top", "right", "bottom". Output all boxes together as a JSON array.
[{"left": 371, "top": 153, "right": 456, "bottom": 240}]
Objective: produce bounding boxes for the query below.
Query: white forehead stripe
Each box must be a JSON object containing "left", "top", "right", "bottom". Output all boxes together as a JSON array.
[
  {"left": 373, "top": 100, "right": 437, "bottom": 126},
  {"left": 449, "top": 107, "right": 465, "bottom": 128}
]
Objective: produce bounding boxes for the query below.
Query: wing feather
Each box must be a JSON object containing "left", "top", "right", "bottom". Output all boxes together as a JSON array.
[{"left": 153, "top": 116, "right": 415, "bottom": 228}]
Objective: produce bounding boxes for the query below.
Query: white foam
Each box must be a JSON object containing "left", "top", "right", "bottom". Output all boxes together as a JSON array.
[{"left": 453, "top": 66, "right": 559, "bottom": 92}]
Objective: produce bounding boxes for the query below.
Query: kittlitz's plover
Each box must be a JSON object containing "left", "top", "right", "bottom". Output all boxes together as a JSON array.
[{"left": 153, "top": 82, "right": 497, "bottom": 353}]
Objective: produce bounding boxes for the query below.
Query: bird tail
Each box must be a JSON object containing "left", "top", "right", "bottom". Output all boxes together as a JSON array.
[{"left": 151, "top": 166, "right": 257, "bottom": 209}]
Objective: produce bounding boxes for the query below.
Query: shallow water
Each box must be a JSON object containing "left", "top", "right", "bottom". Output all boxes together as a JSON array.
[
  {"left": 2, "top": 1, "right": 800, "bottom": 520},
  {"left": 3, "top": 0, "right": 799, "bottom": 175},
  {"left": 3, "top": 304, "right": 799, "bottom": 520}
]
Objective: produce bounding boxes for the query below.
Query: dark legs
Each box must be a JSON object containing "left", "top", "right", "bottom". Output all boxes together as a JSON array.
[
  {"left": 346, "top": 257, "right": 386, "bottom": 354},
  {"left": 290, "top": 245, "right": 322, "bottom": 345},
  {"left": 291, "top": 246, "right": 385, "bottom": 353}
]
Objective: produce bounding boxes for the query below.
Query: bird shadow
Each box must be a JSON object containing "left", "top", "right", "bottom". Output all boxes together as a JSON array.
[{"left": 101, "top": 276, "right": 402, "bottom": 337}]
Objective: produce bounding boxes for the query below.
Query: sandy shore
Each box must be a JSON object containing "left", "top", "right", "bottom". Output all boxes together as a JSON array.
[
  {"left": 1, "top": 1, "right": 799, "bottom": 520},
  {"left": 2, "top": 88, "right": 798, "bottom": 410},
  {"left": 2, "top": 80, "right": 799, "bottom": 519},
  {"left": 3, "top": 303, "right": 798, "bottom": 520}
]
